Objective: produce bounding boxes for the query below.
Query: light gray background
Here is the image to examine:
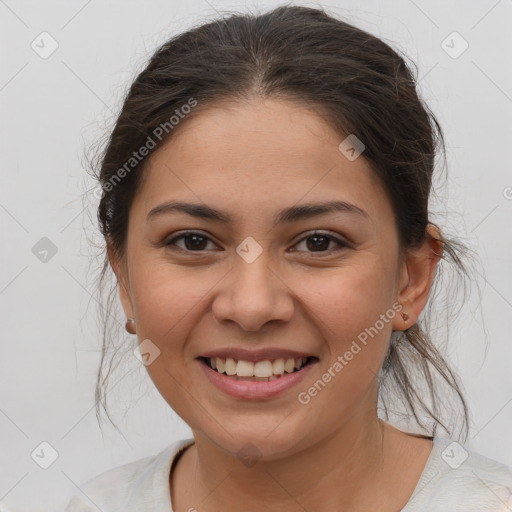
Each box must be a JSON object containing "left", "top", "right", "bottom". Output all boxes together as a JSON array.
[{"left": 1, "top": 0, "right": 511, "bottom": 511}]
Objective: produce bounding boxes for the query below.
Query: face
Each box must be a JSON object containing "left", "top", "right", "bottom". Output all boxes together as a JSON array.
[{"left": 110, "top": 98, "right": 425, "bottom": 460}]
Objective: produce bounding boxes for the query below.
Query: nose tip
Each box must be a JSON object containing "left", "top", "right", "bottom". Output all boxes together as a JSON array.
[{"left": 211, "top": 255, "right": 295, "bottom": 331}]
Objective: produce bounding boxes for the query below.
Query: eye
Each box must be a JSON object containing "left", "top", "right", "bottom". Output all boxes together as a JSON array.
[
  {"left": 165, "top": 231, "right": 218, "bottom": 252},
  {"left": 164, "top": 230, "right": 348, "bottom": 254},
  {"left": 291, "top": 231, "right": 348, "bottom": 254}
]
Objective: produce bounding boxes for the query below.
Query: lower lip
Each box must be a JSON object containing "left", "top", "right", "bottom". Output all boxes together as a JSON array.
[{"left": 197, "top": 358, "right": 317, "bottom": 400}]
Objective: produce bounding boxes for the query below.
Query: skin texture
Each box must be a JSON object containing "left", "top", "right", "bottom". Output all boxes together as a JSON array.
[{"left": 108, "top": 97, "right": 442, "bottom": 511}]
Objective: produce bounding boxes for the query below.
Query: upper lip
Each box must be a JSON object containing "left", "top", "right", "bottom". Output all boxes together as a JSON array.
[{"left": 198, "top": 348, "right": 317, "bottom": 362}]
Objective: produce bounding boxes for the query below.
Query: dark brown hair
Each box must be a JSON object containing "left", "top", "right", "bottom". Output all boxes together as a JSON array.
[{"left": 89, "top": 4, "right": 473, "bottom": 440}]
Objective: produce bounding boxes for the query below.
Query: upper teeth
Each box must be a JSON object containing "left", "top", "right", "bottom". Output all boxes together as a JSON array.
[{"left": 209, "top": 357, "right": 308, "bottom": 377}]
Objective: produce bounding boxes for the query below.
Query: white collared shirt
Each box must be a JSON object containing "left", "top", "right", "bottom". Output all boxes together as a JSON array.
[{"left": 64, "top": 436, "right": 512, "bottom": 511}]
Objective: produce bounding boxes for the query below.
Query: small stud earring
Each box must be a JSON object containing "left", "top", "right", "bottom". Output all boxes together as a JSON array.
[
  {"left": 401, "top": 312, "right": 409, "bottom": 324},
  {"left": 125, "top": 317, "right": 136, "bottom": 334}
]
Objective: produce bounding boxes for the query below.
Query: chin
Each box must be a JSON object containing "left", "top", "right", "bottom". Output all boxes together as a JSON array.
[{"left": 203, "top": 422, "right": 315, "bottom": 463}]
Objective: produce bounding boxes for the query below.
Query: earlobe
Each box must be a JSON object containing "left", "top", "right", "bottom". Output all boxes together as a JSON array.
[{"left": 392, "top": 225, "right": 443, "bottom": 331}]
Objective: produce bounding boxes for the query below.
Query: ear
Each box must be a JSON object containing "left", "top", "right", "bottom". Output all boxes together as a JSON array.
[
  {"left": 392, "top": 224, "right": 443, "bottom": 331},
  {"left": 106, "top": 238, "right": 135, "bottom": 320}
]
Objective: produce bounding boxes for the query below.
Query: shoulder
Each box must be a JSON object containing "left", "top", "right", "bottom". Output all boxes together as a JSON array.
[
  {"left": 63, "top": 438, "right": 195, "bottom": 512},
  {"left": 404, "top": 436, "right": 512, "bottom": 511}
]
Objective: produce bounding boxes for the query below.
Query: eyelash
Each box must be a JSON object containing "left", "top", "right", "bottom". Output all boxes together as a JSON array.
[{"left": 164, "top": 230, "right": 349, "bottom": 255}]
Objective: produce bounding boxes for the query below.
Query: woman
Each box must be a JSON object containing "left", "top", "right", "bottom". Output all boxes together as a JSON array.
[{"left": 65, "top": 5, "right": 512, "bottom": 511}]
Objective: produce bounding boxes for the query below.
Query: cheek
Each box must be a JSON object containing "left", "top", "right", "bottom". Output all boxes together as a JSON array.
[
  {"left": 128, "top": 265, "right": 210, "bottom": 414},
  {"left": 297, "top": 277, "right": 395, "bottom": 416},
  {"left": 131, "top": 251, "right": 396, "bottom": 348},
  {"left": 301, "top": 261, "right": 396, "bottom": 338},
  {"left": 128, "top": 262, "right": 213, "bottom": 355},
  {"left": 297, "top": 265, "right": 397, "bottom": 404}
]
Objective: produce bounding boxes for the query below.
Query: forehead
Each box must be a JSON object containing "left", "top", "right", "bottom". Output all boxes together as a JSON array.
[{"left": 133, "top": 98, "right": 394, "bottom": 225}]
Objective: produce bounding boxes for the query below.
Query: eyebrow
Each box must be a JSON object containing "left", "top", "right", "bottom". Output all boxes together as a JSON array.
[{"left": 146, "top": 200, "right": 369, "bottom": 225}]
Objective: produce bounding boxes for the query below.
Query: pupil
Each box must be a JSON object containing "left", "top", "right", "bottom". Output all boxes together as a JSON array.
[
  {"left": 185, "top": 235, "right": 206, "bottom": 250},
  {"left": 307, "top": 235, "right": 329, "bottom": 251}
]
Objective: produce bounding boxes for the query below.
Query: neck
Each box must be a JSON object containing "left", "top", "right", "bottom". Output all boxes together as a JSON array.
[{"left": 176, "top": 411, "right": 399, "bottom": 511}]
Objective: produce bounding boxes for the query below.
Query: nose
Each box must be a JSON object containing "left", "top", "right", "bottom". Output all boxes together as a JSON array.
[{"left": 211, "top": 252, "right": 295, "bottom": 332}]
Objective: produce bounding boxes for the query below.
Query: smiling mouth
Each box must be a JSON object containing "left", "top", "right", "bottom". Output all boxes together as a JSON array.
[{"left": 199, "top": 356, "right": 318, "bottom": 382}]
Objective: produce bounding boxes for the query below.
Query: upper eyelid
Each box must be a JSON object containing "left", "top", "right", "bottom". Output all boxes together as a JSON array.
[
  {"left": 166, "top": 230, "right": 348, "bottom": 250},
  {"left": 166, "top": 230, "right": 219, "bottom": 246}
]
